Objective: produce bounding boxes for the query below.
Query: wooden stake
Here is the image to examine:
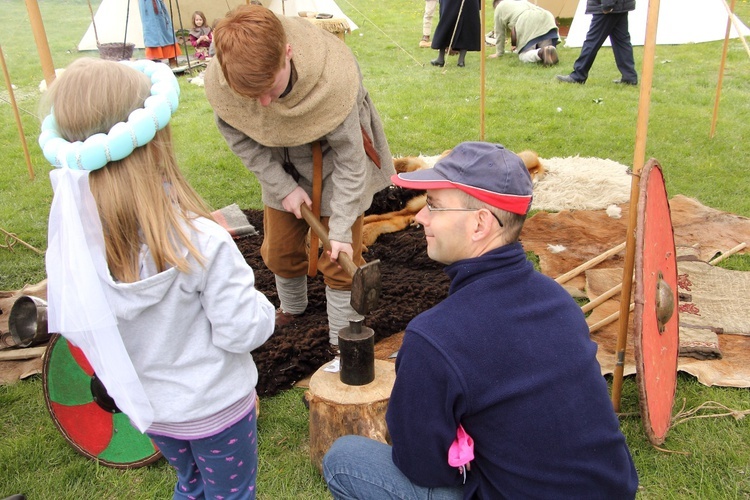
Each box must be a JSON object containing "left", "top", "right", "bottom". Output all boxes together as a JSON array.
[
  {"left": 0, "top": 44, "right": 35, "bottom": 180},
  {"left": 86, "top": 0, "right": 101, "bottom": 46},
  {"left": 710, "top": 0, "right": 737, "bottom": 138},
  {"left": 25, "top": 0, "right": 56, "bottom": 87},
  {"left": 582, "top": 283, "right": 622, "bottom": 314},
  {"left": 589, "top": 303, "right": 634, "bottom": 334},
  {"left": 0, "top": 346, "right": 46, "bottom": 361},
  {"left": 479, "top": 0, "right": 485, "bottom": 140},
  {"left": 709, "top": 242, "right": 747, "bottom": 265},
  {"left": 612, "top": 0, "right": 661, "bottom": 413},
  {"left": 555, "top": 242, "right": 626, "bottom": 285}
]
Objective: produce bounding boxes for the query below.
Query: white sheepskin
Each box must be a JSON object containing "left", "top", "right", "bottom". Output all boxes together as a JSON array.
[
  {"left": 531, "top": 156, "right": 632, "bottom": 212},
  {"left": 606, "top": 204, "right": 623, "bottom": 218},
  {"left": 547, "top": 244, "right": 567, "bottom": 253}
]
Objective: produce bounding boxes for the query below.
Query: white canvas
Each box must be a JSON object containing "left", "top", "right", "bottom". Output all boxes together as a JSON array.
[
  {"left": 78, "top": 0, "right": 145, "bottom": 50},
  {"left": 78, "top": 0, "right": 357, "bottom": 52},
  {"left": 564, "top": 0, "right": 750, "bottom": 47}
]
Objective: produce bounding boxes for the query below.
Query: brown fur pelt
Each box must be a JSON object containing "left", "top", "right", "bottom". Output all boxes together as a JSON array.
[{"left": 363, "top": 150, "right": 545, "bottom": 246}]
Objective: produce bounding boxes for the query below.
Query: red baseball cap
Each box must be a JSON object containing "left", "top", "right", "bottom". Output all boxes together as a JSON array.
[{"left": 391, "top": 142, "right": 533, "bottom": 215}]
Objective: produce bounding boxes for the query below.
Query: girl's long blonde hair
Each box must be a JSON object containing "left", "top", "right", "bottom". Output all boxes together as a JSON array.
[{"left": 43, "top": 58, "right": 213, "bottom": 283}]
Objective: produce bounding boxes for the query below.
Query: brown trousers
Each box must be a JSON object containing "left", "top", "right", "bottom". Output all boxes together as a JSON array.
[{"left": 260, "top": 207, "right": 364, "bottom": 290}]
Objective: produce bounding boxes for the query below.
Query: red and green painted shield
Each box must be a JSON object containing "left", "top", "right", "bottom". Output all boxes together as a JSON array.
[
  {"left": 42, "top": 334, "right": 162, "bottom": 468},
  {"left": 634, "top": 159, "right": 679, "bottom": 446}
]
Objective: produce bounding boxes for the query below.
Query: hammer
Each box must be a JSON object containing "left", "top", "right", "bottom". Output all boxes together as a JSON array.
[{"left": 299, "top": 204, "right": 381, "bottom": 316}]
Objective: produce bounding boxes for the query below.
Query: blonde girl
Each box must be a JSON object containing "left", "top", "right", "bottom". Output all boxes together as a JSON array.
[{"left": 40, "top": 58, "right": 274, "bottom": 499}]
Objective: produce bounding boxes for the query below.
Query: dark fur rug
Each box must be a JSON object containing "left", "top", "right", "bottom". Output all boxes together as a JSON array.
[{"left": 240, "top": 209, "right": 449, "bottom": 397}]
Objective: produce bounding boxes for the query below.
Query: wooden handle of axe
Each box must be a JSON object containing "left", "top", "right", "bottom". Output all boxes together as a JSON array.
[{"left": 300, "top": 204, "right": 358, "bottom": 277}]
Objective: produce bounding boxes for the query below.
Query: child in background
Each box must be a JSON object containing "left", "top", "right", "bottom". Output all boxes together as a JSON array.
[
  {"left": 189, "top": 11, "right": 213, "bottom": 60},
  {"left": 39, "top": 58, "right": 275, "bottom": 499}
]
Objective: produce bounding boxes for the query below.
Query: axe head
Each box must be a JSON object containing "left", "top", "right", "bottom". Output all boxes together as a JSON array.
[{"left": 350, "top": 259, "right": 381, "bottom": 316}]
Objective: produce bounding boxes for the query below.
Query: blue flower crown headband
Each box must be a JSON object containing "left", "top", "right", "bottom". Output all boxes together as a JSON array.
[{"left": 38, "top": 59, "right": 180, "bottom": 171}]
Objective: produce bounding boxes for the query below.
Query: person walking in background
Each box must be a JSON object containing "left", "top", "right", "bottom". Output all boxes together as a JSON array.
[
  {"left": 39, "top": 58, "right": 275, "bottom": 498},
  {"left": 430, "top": 0, "right": 481, "bottom": 67},
  {"left": 204, "top": 5, "right": 395, "bottom": 349},
  {"left": 323, "top": 143, "right": 638, "bottom": 499},
  {"left": 556, "top": 0, "right": 637, "bottom": 84},
  {"left": 489, "top": 0, "right": 559, "bottom": 66},
  {"left": 419, "top": 0, "right": 438, "bottom": 48},
  {"left": 139, "top": 0, "right": 182, "bottom": 67}
]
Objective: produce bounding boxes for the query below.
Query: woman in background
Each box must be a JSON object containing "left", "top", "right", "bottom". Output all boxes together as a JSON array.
[{"left": 139, "top": 0, "right": 182, "bottom": 67}]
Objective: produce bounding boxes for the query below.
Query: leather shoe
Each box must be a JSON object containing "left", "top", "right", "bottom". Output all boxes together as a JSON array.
[
  {"left": 275, "top": 307, "right": 302, "bottom": 328},
  {"left": 457, "top": 61, "right": 465, "bottom": 67},
  {"left": 430, "top": 59, "right": 445, "bottom": 67},
  {"left": 613, "top": 78, "right": 637, "bottom": 86},
  {"left": 539, "top": 46, "right": 558, "bottom": 66},
  {"left": 556, "top": 74, "right": 584, "bottom": 84}
]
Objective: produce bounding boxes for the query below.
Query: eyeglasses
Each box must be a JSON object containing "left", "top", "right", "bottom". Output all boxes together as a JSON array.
[{"left": 425, "top": 201, "right": 503, "bottom": 227}]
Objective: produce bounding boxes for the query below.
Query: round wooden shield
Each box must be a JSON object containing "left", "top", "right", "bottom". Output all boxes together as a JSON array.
[
  {"left": 633, "top": 159, "right": 679, "bottom": 445},
  {"left": 42, "top": 334, "right": 162, "bottom": 468}
]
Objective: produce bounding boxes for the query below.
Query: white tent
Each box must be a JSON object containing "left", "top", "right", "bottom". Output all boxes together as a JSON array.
[
  {"left": 78, "top": 0, "right": 144, "bottom": 50},
  {"left": 565, "top": 0, "right": 750, "bottom": 47},
  {"left": 78, "top": 0, "right": 358, "bottom": 51},
  {"left": 266, "top": 0, "right": 358, "bottom": 29}
]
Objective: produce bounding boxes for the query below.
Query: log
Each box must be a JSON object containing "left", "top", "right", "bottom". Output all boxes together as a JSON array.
[
  {"left": 555, "top": 241, "right": 626, "bottom": 285},
  {"left": 306, "top": 359, "right": 396, "bottom": 473},
  {"left": 0, "top": 346, "right": 46, "bottom": 361}
]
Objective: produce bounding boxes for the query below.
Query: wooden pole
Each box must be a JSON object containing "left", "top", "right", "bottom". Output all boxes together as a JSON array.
[
  {"left": 555, "top": 242, "right": 626, "bottom": 285},
  {"left": 611, "top": 0, "right": 660, "bottom": 412},
  {"left": 25, "top": 0, "right": 56, "bottom": 87},
  {"left": 709, "top": 0, "right": 737, "bottom": 139},
  {"left": 0, "top": 44, "right": 35, "bottom": 180},
  {"left": 479, "top": 0, "right": 486, "bottom": 140},
  {"left": 86, "top": 0, "right": 101, "bottom": 47},
  {"left": 708, "top": 242, "right": 747, "bottom": 265},
  {"left": 581, "top": 282, "right": 623, "bottom": 314},
  {"left": 589, "top": 303, "right": 634, "bottom": 334},
  {"left": 0, "top": 346, "right": 47, "bottom": 362}
]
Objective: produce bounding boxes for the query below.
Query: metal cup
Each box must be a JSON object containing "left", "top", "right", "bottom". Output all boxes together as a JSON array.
[{"left": 9, "top": 295, "right": 49, "bottom": 348}]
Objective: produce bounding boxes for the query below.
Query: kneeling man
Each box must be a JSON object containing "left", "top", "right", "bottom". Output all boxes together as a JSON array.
[{"left": 323, "top": 142, "right": 638, "bottom": 499}]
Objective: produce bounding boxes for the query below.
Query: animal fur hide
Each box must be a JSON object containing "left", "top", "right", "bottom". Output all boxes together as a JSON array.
[
  {"left": 530, "top": 156, "right": 631, "bottom": 212},
  {"left": 523, "top": 196, "right": 750, "bottom": 388}
]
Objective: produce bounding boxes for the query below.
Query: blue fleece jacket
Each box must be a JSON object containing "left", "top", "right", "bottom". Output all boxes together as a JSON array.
[{"left": 386, "top": 242, "right": 638, "bottom": 499}]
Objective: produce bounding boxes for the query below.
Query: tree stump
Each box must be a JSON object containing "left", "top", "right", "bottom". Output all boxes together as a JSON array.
[{"left": 306, "top": 359, "right": 396, "bottom": 473}]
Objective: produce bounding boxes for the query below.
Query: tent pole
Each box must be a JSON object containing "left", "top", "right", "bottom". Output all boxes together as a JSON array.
[
  {"left": 479, "top": 0, "right": 485, "bottom": 140},
  {"left": 86, "top": 0, "right": 101, "bottom": 46},
  {"left": 25, "top": 0, "right": 56, "bottom": 87},
  {"left": 611, "top": 0, "right": 660, "bottom": 412},
  {"left": 0, "top": 44, "right": 35, "bottom": 180},
  {"left": 710, "top": 0, "right": 738, "bottom": 138}
]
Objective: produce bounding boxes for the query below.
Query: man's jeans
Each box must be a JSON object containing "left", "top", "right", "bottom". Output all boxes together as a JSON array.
[{"left": 323, "top": 435, "right": 464, "bottom": 500}]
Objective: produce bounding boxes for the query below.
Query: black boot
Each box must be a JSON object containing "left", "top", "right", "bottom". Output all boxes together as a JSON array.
[
  {"left": 431, "top": 48, "right": 446, "bottom": 67},
  {"left": 457, "top": 50, "right": 467, "bottom": 67}
]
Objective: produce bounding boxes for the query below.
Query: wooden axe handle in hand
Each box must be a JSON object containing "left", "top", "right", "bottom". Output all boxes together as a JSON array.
[{"left": 299, "top": 204, "right": 358, "bottom": 277}]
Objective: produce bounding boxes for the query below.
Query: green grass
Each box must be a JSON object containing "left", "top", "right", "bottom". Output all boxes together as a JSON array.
[{"left": 2, "top": 0, "right": 750, "bottom": 498}]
